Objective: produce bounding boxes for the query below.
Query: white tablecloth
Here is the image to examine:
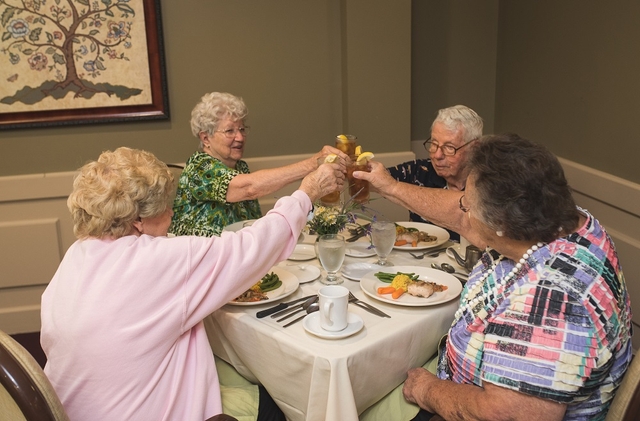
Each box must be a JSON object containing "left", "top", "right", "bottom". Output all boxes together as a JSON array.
[{"left": 206, "top": 238, "right": 462, "bottom": 421}]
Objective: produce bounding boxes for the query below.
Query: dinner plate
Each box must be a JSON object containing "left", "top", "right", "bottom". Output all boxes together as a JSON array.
[
  {"left": 288, "top": 244, "right": 316, "bottom": 261},
  {"left": 359, "top": 265, "right": 462, "bottom": 307},
  {"left": 223, "top": 219, "right": 257, "bottom": 232},
  {"left": 342, "top": 262, "right": 379, "bottom": 281},
  {"left": 393, "top": 222, "right": 450, "bottom": 251},
  {"left": 228, "top": 267, "right": 300, "bottom": 306},
  {"left": 303, "top": 312, "right": 364, "bottom": 339},
  {"left": 282, "top": 264, "right": 321, "bottom": 283},
  {"left": 345, "top": 241, "right": 376, "bottom": 258},
  {"left": 224, "top": 219, "right": 305, "bottom": 243}
]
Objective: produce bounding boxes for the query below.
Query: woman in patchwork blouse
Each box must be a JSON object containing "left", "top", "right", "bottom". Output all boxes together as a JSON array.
[
  {"left": 355, "top": 134, "right": 632, "bottom": 421},
  {"left": 170, "top": 92, "right": 348, "bottom": 237}
]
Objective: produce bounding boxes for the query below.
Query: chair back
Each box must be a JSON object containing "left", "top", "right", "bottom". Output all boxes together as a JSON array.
[
  {"left": 0, "top": 330, "right": 69, "bottom": 421},
  {"left": 606, "top": 354, "right": 640, "bottom": 421}
]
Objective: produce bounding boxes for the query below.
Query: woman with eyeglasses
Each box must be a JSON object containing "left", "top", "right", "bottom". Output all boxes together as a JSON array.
[
  {"left": 170, "top": 92, "right": 348, "bottom": 237},
  {"left": 355, "top": 134, "right": 632, "bottom": 421}
]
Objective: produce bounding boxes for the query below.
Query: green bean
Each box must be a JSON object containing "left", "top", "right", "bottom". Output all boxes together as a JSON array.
[{"left": 260, "top": 280, "right": 282, "bottom": 292}]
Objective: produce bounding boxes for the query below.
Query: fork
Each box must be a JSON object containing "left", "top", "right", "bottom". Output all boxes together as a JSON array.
[
  {"left": 348, "top": 292, "right": 391, "bottom": 318},
  {"left": 409, "top": 246, "right": 449, "bottom": 259}
]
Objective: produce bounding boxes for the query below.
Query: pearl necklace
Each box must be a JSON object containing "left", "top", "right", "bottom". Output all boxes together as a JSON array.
[{"left": 453, "top": 242, "right": 545, "bottom": 322}]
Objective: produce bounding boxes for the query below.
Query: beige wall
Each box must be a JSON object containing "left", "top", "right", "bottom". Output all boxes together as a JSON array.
[{"left": 0, "top": 0, "right": 411, "bottom": 176}]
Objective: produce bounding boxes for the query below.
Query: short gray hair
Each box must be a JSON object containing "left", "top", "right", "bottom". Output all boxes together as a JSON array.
[
  {"left": 432, "top": 105, "right": 483, "bottom": 143},
  {"left": 190, "top": 92, "right": 248, "bottom": 147}
]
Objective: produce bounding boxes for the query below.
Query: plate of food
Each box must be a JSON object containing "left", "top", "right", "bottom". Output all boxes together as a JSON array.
[
  {"left": 393, "top": 222, "right": 450, "bottom": 251},
  {"left": 228, "top": 267, "right": 300, "bottom": 306},
  {"left": 359, "top": 265, "right": 462, "bottom": 307}
]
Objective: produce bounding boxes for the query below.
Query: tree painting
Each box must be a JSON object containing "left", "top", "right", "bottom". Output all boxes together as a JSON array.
[{"left": 0, "top": 0, "right": 150, "bottom": 109}]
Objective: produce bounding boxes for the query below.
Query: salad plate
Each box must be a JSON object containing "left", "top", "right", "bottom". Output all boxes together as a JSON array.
[
  {"left": 345, "top": 241, "right": 376, "bottom": 258},
  {"left": 342, "top": 262, "right": 379, "bottom": 281},
  {"left": 288, "top": 244, "right": 316, "bottom": 261},
  {"left": 282, "top": 264, "right": 321, "bottom": 283},
  {"left": 359, "top": 266, "right": 462, "bottom": 307},
  {"left": 228, "top": 267, "right": 299, "bottom": 306},
  {"left": 393, "top": 222, "right": 450, "bottom": 251}
]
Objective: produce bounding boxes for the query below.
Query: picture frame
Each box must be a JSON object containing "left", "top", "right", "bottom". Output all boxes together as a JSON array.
[{"left": 0, "top": 0, "right": 169, "bottom": 130}]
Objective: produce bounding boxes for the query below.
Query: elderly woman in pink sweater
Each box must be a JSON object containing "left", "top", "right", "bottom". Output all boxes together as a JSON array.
[{"left": 40, "top": 147, "right": 345, "bottom": 421}]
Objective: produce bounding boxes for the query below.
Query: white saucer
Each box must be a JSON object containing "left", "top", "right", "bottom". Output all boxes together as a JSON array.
[
  {"left": 302, "top": 312, "right": 364, "bottom": 339},
  {"left": 342, "top": 262, "right": 379, "bottom": 281},
  {"left": 283, "top": 264, "right": 321, "bottom": 283},
  {"left": 345, "top": 242, "right": 376, "bottom": 258},
  {"left": 288, "top": 244, "right": 316, "bottom": 261}
]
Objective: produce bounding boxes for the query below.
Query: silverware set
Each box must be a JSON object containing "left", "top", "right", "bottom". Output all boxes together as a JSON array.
[
  {"left": 346, "top": 224, "right": 370, "bottom": 242},
  {"left": 258, "top": 291, "right": 391, "bottom": 327}
]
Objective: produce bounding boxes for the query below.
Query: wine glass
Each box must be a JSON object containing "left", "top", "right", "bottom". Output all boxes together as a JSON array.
[
  {"left": 317, "top": 234, "right": 346, "bottom": 285},
  {"left": 371, "top": 221, "right": 396, "bottom": 266}
]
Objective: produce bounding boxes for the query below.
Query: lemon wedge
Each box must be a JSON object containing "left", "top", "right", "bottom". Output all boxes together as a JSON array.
[
  {"left": 336, "top": 134, "right": 349, "bottom": 144},
  {"left": 355, "top": 145, "right": 362, "bottom": 156},
  {"left": 356, "top": 151, "right": 374, "bottom": 165},
  {"left": 324, "top": 154, "right": 338, "bottom": 163}
]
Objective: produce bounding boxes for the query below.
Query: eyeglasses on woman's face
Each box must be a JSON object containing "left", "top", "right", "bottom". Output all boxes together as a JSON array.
[
  {"left": 423, "top": 138, "right": 476, "bottom": 156},
  {"left": 215, "top": 126, "right": 250, "bottom": 139}
]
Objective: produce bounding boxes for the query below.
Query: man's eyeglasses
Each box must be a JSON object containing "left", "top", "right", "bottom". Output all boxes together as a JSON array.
[
  {"left": 459, "top": 195, "right": 470, "bottom": 213},
  {"left": 216, "top": 126, "right": 250, "bottom": 139},
  {"left": 423, "top": 138, "right": 476, "bottom": 156}
]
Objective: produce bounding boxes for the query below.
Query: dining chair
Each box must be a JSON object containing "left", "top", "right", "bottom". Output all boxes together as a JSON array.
[
  {"left": 0, "top": 330, "right": 69, "bottom": 421},
  {"left": 606, "top": 353, "right": 640, "bottom": 421}
]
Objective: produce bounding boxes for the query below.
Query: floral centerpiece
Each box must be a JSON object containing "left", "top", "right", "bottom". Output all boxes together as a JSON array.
[{"left": 306, "top": 194, "right": 376, "bottom": 238}]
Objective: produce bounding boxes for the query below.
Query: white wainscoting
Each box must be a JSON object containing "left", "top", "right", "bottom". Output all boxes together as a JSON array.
[{"left": 0, "top": 152, "right": 415, "bottom": 334}]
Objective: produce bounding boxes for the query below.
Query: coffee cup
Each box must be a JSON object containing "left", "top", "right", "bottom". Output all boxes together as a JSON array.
[{"left": 318, "top": 285, "right": 349, "bottom": 331}]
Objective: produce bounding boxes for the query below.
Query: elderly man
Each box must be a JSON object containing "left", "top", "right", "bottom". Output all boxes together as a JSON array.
[{"left": 387, "top": 105, "right": 482, "bottom": 241}]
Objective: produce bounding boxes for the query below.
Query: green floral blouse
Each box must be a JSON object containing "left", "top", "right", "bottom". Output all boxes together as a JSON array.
[{"left": 169, "top": 151, "right": 262, "bottom": 237}]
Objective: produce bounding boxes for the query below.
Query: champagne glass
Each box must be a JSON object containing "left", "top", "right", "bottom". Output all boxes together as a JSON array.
[
  {"left": 371, "top": 221, "right": 396, "bottom": 266},
  {"left": 317, "top": 234, "right": 346, "bottom": 285}
]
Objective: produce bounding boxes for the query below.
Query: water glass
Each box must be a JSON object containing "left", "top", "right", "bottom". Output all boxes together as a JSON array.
[
  {"left": 371, "top": 221, "right": 396, "bottom": 266},
  {"left": 317, "top": 234, "right": 346, "bottom": 285}
]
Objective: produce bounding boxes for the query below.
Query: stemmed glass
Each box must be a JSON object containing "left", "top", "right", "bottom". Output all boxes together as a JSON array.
[
  {"left": 371, "top": 221, "right": 396, "bottom": 266},
  {"left": 317, "top": 234, "right": 346, "bottom": 285}
]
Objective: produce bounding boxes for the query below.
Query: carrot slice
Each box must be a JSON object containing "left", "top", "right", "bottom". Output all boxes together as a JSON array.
[
  {"left": 392, "top": 288, "right": 406, "bottom": 299},
  {"left": 394, "top": 239, "right": 407, "bottom": 246},
  {"left": 411, "top": 240, "right": 418, "bottom": 247},
  {"left": 377, "top": 286, "right": 396, "bottom": 295}
]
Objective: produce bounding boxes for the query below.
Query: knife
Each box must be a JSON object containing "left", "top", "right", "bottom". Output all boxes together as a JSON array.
[
  {"left": 350, "top": 300, "right": 391, "bottom": 318},
  {"left": 256, "top": 294, "right": 316, "bottom": 318}
]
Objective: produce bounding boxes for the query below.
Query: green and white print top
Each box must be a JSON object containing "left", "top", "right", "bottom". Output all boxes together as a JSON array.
[{"left": 170, "top": 151, "right": 262, "bottom": 237}]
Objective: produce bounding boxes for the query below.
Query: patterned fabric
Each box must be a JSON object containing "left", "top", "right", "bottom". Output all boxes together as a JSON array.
[
  {"left": 387, "top": 159, "right": 459, "bottom": 242},
  {"left": 437, "top": 208, "right": 633, "bottom": 421},
  {"left": 170, "top": 151, "right": 262, "bottom": 237}
]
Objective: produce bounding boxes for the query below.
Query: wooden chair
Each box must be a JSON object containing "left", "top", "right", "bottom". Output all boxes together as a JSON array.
[
  {"left": 606, "top": 354, "right": 640, "bottom": 421},
  {"left": 0, "top": 330, "right": 69, "bottom": 421}
]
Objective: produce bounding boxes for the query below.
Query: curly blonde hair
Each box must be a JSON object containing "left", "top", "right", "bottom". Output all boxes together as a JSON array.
[
  {"left": 190, "top": 92, "right": 248, "bottom": 148},
  {"left": 68, "top": 147, "right": 175, "bottom": 239}
]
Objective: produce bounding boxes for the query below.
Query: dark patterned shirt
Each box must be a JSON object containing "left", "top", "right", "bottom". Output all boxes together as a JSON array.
[
  {"left": 387, "top": 159, "right": 459, "bottom": 241},
  {"left": 438, "top": 209, "right": 633, "bottom": 420},
  {"left": 169, "top": 151, "right": 262, "bottom": 237}
]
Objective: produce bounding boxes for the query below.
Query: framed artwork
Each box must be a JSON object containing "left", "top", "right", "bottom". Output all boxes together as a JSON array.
[{"left": 0, "top": 0, "right": 169, "bottom": 129}]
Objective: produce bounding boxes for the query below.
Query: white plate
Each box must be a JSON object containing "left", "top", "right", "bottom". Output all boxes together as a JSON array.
[
  {"left": 228, "top": 267, "right": 299, "bottom": 306},
  {"left": 342, "top": 262, "right": 379, "bottom": 281},
  {"left": 288, "top": 244, "right": 316, "bottom": 261},
  {"left": 360, "top": 265, "right": 462, "bottom": 307},
  {"left": 393, "top": 222, "right": 450, "bottom": 251},
  {"left": 345, "top": 241, "right": 376, "bottom": 258},
  {"left": 282, "top": 264, "right": 321, "bottom": 283},
  {"left": 224, "top": 219, "right": 305, "bottom": 242},
  {"left": 303, "top": 312, "right": 364, "bottom": 339},
  {"left": 223, "top": 219, "right": 257, "bottom": 232}
]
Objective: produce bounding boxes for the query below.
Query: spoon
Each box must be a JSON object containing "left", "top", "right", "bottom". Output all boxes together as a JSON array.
[
  {"left": 276, "top": 296, "right": 318, "bottom": 322},
  {"left": 431, "top": 263, "right": 468, "bottom": 283},
  {"left": 283, "top": 303, "right": 319, "bottom": 328}
]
